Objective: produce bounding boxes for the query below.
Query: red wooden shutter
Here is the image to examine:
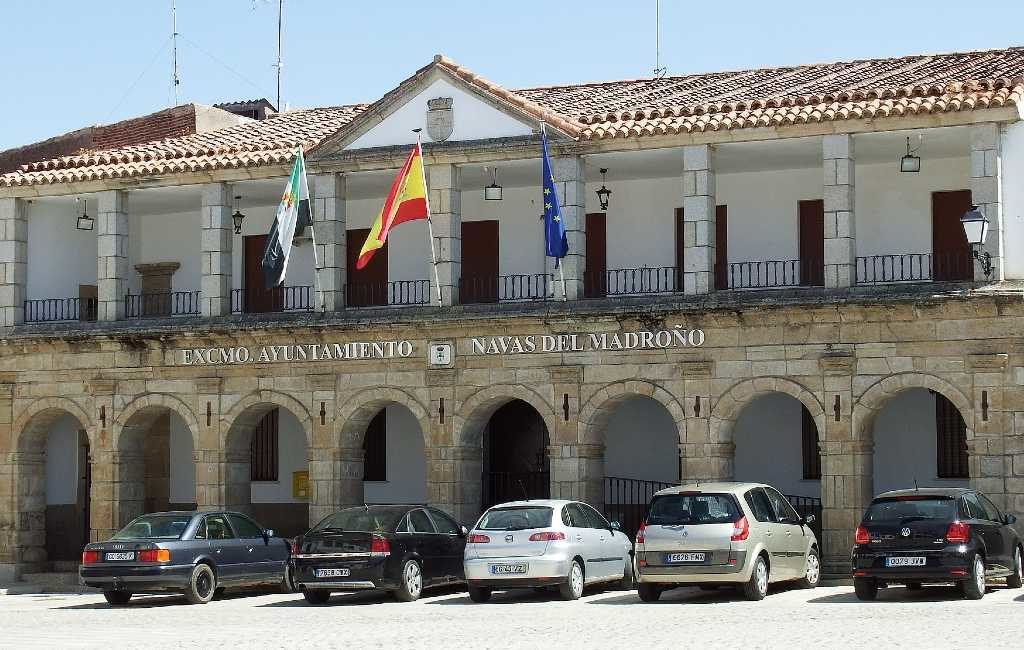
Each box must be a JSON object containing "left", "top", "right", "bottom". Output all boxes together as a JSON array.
[
  {"left": 798, "top": 199, "right": 825, "bottom": 286},
  {"left": 346, "top": 228, "right": 388, "bottom": 306},
  {"left": 585, "top": 213, "right": 607, "bottom": 298},
  {"left": 714, "top": 205, "right": 728, "bottom": 290},
  {"left": 931, "top": 190, "right": 973, "bottom": 281},
  {"left": 461, "top": 220, "right": 499, "bottom": 304}
]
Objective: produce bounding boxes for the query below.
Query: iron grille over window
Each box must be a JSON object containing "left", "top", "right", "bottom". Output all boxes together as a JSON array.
[
  {"left": 250, "top": 409, "right": 279, "bottom": 482},
  {"left": 363, "top": 410, "right": 387, "bottom": 481},
  {"left": 801, "top": 404, "right": 821, "bottom": 480},
  {"left": 934, "top": 391, "right": 969, "bottom": 478}
]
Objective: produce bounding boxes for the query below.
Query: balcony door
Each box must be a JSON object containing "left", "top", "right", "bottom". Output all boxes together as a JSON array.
[
  {"left": 798, "top": 199, "right": 825, "bottom": 286},
  {"left": 243, "top": 234, "right": 283, "bottom": 313},
  {"left": 584, "top": 213, "right": 606, "bottom": 298},
  {"left": 931, "top": 190, "right": 973, "bottom": 282},
  {"left": 461, "top": 220, "right": 499, "bottom": 304},
  {"left": 346, "top": 228, "right": 388, "bottom": 307}
]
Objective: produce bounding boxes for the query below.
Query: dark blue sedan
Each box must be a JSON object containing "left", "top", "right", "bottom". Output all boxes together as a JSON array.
[{"left": 80, "top": 511, "right": 291, "bottom": 605}]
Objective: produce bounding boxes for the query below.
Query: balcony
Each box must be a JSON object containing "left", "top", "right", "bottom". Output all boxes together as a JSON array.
[
  {"left": 715, "top": 259, "right": 823, "bottom": 290},
  {"left": 584, "top": 267, "right": 683, "bottom": 298},
  {"left": 855, "top": 252, "right": 973, "bottom": 285},
  {"left": 460, "top": 274, "right": 554, "bottom": 304},
  {"left": 231, "top": 286, "right": 316, "bottom": 314},
  {"left": 124, "top": 291, "right": 201, "bottom": 318},
  {"left": 24, "top": 297, "right": 97, "bottom": 323},
  {"left": 345, "top": 280, "right": 431, "bottom": 308}
]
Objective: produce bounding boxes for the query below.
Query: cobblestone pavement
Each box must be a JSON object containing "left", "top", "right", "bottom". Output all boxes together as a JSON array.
[{"left": 1, "top": 583, "right": 1022, "bottom": 650}]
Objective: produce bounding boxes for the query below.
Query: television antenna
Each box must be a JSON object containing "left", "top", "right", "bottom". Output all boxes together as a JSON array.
[
  {"left": 171, "top": 0, "right": 180, "bottom": 104},
  {"left": 653, "top": 0, "right": 667, "bottom": 79}
]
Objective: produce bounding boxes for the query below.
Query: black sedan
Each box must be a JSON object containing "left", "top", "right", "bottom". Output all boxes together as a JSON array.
[
  {"left": 80, "top": 511, "right": 291, "bottom": 605},
  {"left": 852, "top": 488, "right": 1023, "bottom": 600},
  {"left": 291, "top": 505, "right": 467, "bottom": 603}
]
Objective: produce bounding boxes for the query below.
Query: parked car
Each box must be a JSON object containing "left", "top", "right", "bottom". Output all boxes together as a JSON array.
[
  {"left": 852, "top": 487, "right": 1023, "bottom": 600},
  {"left": 463, "top": 499, "right": 633, "bottom": 602},
  {"left": 79, "top": 511, "right": 291, "bottom": 606},
  {"left": 634, "top": 482, "right": 820, "bottom": 601},
  {"left": 291, "top": 505, "right": 467, "bottom": 604}
]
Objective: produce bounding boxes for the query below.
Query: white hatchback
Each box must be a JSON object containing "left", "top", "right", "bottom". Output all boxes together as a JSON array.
[{"left": 463, "top": 499, "right": 634, "bottom": 602}]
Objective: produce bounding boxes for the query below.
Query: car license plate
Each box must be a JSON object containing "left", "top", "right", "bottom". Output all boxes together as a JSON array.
[
  {"left": 105, "top": 552, "right": 135, "bottom": 561},
  {"left": 489, "top": 563, "right": 528, "bottom": 575},
  {"left": 665, "top": 552, "right": 706, "bottom": 564},
  {"left": 886, "top": 556, "right": 926, "bottom": 567},
  {"left": 314, "top": 568, "right": 350, "bottom": 578}
]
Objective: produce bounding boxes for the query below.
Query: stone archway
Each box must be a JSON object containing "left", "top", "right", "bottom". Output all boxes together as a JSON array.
[
  {"left": 710, "top": 377, "right": 826, "bottom": 450},
  {"left": 854, "top": 372, "right": 974, "bottom": 444}
]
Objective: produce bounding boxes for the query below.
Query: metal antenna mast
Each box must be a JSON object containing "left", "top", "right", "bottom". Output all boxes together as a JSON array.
[
  {"left": 172, "top": 0, "right": 180, "bottom": 104},
  {"left": 275, "top": 0, "right": 283, "bottom": 110},
  {"left": 653, "top": 0, "right": 666, "bottom": 79}
]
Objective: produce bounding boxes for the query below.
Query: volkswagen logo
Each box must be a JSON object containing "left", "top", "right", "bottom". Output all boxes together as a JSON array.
[
  {"left": 901, "top": 527, "right": 911, "bottom": 537},
  {"left": 505, "top": 534, "right": 514, "bottom": 543}
]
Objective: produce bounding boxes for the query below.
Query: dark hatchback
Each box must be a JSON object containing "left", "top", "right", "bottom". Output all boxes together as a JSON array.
[
  {"left": 852, "top": 488, "right": 1023, "bottom": 600},
  {"left": 80, "top": 511, "right": 291, "bottom": 605},
  {"left": 291, "top": 505, "right": 467, "bottom": 604}
]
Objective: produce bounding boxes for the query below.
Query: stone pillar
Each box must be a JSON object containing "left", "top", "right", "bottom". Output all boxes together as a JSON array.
[
  {"left": 200, "top": 183, "right": 233, "bottom": 317},
  {"left": 547, "top": 443, "right": 604, "bottom": 506},
  {"left": 427, "top": 164, "right": 460, "bottom": 306},
  {"left": 193, "top": 378, "right": 223, "bottom": 512},
  {"left": 311, "top": 173, "right": 347, "bottom": 311},
  {"left": 822, "top": 134, "right": 856, "bottom": 288},
  {"left": 447, "top": 446, "right": 483, "bottom": 526},
  {"left": 96, "top": 190, "right": 129, "bottom": 321},
  {"left": 969, "top": 123, "right": 1004, "bottom": 281},
  {"left": 682, "top": 145, "right": 716, "bottom": 294},
  {"left": 0, "top": 198, "right": 27, "bottom": 327},
  {"left": 11, "top": 451, "right": 46, "bottom": 575},
  {"left": 551, "top": 155, "right": 586, "bottom": 300}
]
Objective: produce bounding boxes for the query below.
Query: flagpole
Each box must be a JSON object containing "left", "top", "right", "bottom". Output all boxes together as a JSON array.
[
  {"left": 540, "top": 121, "right": 569, "bottom": 302},
  {"left": 414, "top": 129, "right": 444, "bottom": 307},
  {"left": 299, "top": 148, "right": 326, "bottom": 312}
]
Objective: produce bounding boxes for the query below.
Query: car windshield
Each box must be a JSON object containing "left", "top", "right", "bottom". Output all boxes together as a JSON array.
[
  {"left": 647, "top": 493, "right": 740, "bottom": 525},
  {"left": 311, "top": 507, "right": 406, "bottom": 534},
  {"left": 477, "top": 506, "right": 553, "bottom": 531},
  {"left": 112, "top": 514, "right": 193, "bottom": 540},
  {"left": 865, "top": 497, "right": 957, "bottom": 522}
]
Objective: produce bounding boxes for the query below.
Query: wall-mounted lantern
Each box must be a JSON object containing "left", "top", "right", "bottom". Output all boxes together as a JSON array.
[
  {"left": 960, "top": 204, "right": 992, "bottom": 278},
  {"left": 596, "top": 168, "right": 612, "bottom": 211},
  {"left": 900, "top": 136, "right": 922, "bottom": 173},
  {"left": 484, "top": 166, "right": 503, "bottom": 201},
  {"left": 75, "top": 197, "right": 94, "bottom": 231},
  {"left": 231, "top": 195, "right": 246, "bottom": 234}
]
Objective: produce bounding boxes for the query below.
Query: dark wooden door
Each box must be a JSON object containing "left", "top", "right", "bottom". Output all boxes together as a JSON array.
[
  {"left": 714, "top": 205, "right": 728, "bottom": 290},
  {"left": 461, "top": 220, "right": 499, "bottom": 303},
  {"left": 584, "top": 213, "right": 607, "bottom": 298},
  {"left": 243, "top": 235, "right": 283, "bottom": 313},
  {"left": 932, "top": 190, "right": 973, "bottom": 281},
  {"left": 346, "top": 228, "right": 388, "bottom": 306},
  {"left": 674, "top": 207, "right": 685, "bottom": 291},
  {"left": 798, "top": 199, "right": 825, "bottom": 286}
]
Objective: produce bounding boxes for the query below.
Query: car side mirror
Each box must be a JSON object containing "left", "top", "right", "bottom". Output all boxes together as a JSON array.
[
  {"left": 1006, "top": 514, "right": 1017, "bottom": 526},
  {"left": 801, "top": 514, "right": 815, "bottom": 526},
  {"left": 264, "top": 529, "right": 275, "bottom": 539},
  {"left": 459, "top": 525, "right": 468, "bottom": 537},
  {"left": 609, "top": 520, "right": 621, "bottom": 532}
]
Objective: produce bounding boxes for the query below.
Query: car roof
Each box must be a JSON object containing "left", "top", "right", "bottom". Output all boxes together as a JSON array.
[
  {"left": 486, "top": 499, "right": 572, "bottom": 509},
  {"left": 652, "top": 482, "right": 769, "bottom": 496},
  {"left": 874, "top": 487, "right": 973, "bottom": 499}
]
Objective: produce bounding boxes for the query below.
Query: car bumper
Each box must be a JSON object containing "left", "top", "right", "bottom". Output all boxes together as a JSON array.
[
  {"left": 291, "top": 557, "right": 395, "bottom": 592},
  {"left": 635, "top": 550, "right": 749, "bottom": 584},
  {"left": 852, "top": 546, "right": 973, "bottom": 582},
  {"left": 79, "top": 564, "right": 194, "bottom": 591},
  {"left": 464, "top": 553, "right": 573, "bottom": 587}
]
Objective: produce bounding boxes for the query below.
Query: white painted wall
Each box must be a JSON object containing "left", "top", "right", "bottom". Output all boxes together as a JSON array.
[
  {"left": 251, "top": 409, "right": 308, "bottom": 503},
  {"left": 584, "top": 177, "right": 680, "bottom": 271},
  {"left": 733, "top": 394, "right": 821, "bottom": 498},
  {"left": 131, "top": 210, "right": 203, "bottom": 294},
  {"left": 44, "top": 414, "right": 81, "bottom": 505},
  {"left": 463, "top": 184, "right": 549, "bottom": 278},
  {"left": 603, "top": 396, "right": 680, "bottom": 485},
  {"left": 1000, "top": 121, "right": 1024, "bottom": 279},
  {"left": 168, "top": 412, "right": 196, "bottom": 504},
  {"left": 364, "top": 405, "right": 428, "bottom": 504},
  {"left": 27, "top": 203, "right": 97, "bottom": 300},
  {"left": 348, "top": 77, "right": 533, "bottom": 150},
  {"left": 232, "top": 204, "right": 315, "bottom": 291},
  {"left": 873, "top": 388, "right": 970, "bottom": 494}
]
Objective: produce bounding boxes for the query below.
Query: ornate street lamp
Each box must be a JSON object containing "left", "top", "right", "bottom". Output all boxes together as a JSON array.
[
  {"left": 596, "top": 168, "right": 612, "bottom": 211},
  {"left": 960, "top": 204, "right": 992, "bottom": 278},
  {"left": 232, "top": 195, "right": 246, "bottom": 234}
]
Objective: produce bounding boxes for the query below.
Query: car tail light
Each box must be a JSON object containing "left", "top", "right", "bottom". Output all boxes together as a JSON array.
[
  {"left": 855, "top": 525, "right": 871, "bottom": 545},
  {"left": 730, "top": 516, "right": 750, "bottom": 542},
  {"left": 946, "top": 521, "right": 970, "bottom": 544},
  {"left": 289, "top": 538, "right": 300, "bottom": 555},
  {"left": 528, "top": 531, "right": 566, "bottom": 541},
  {"left": 370, "top": 535, "right": 391, "bottom": 557},
  {"left": 81, "top": 550, "right": 100, "bottom": 564},
  {"left": 635, "top": 522, "right": 646, "bottom": 545},
  {"left": 138, "top": 549, "right": 171, "bottom": 563},
  {"left": 468, "top": 534, "right": 491, "bottom": 544}
]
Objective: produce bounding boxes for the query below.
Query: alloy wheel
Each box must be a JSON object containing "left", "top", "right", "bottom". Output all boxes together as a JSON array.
[
  {"left": 755, "top": 560, "right": 768, "bottom": 596},
  {"left": 196, "top": 569, "right": 213, "bottom": 599},
  {"left": 405, "top": 561, "right": 422, "bottom": 599},
  {"left": 1016, "top": 549, "right": 1022, "bottom": 581},
  {"left": 805, "top": 553, "right": 820, "bottom": 585},
  {"left": 974, "top": 556, "right": 985, "bottom": 595},
  {"left": 570, "top": 562, "right": 584, "bottom": 597}
]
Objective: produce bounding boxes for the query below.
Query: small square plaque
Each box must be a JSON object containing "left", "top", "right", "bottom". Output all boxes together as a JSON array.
[{"left": 428, "top": 342, "right": 454, "bottom": 367}]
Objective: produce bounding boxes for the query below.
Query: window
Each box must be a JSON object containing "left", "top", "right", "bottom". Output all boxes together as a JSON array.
[
  {"left": 363, "top": 410, "right": 387, "bottom": 482},
  {"left": 866, "top": 497, "right": 956, "bottom": 522},
  {"left": 964, "top": 493, "right": 1000, "bottom": 522},
  {"left": 646, "top": 493, "right": 741, "bottom": 526},
  {"left": 745, "top": 489, "right": 776, "bottom": 523},
  {"left": 409, "top": 509, "right": 436, "bottom": 534},
  {"left": 205, "top": 515, "right": 235, "bottom": 540},
  {"left": 765, "top": 488, "right": 801, "bottom": 524},
  {"left": 566, "top": 503, "right": 597, "bottom": 529},
  {"left": 112, "top": 514, "right": 195, "bottom": 540},
  {"left": 428, "top": 509, "right": 461, "bottom": 535},
  {"left": 478, "top": 506, "right": 553, "bottom": 531},
  {"left": 579, "top": 503, "right": 610, "bottom": 529},
  {"left": 250, "top": 409, "right": 278, "bottom": 482},
  {"left": 714, "top": 205, "right": 728, "bottom": 290},
  {"left": 802, "top": 404, "right": 821, "bottom": 480},
  {"left": 561, "top": 506, "right": 576, "bottom": 527},
  {"left": 228, "top": 514, "right": 264, "bottom": 539},
  {"left": 934, "top": 392, "right": 968, "bottom": 478},
  {"left": 977, "top": 494, "right": 1003, "bottom": 522},
  {"left": 193, "top": 519, "right": 207, "bottom": 540}
]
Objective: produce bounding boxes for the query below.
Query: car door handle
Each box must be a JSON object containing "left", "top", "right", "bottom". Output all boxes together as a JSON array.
[
  {"left": 215, "top": 548, "right": 222, "bottom": 553},
  {"left": 247, "top": 547, "right": 255, "bottom": 553},
  {"left": 576, "top": 535, "right": 583, "bottom": 542}
]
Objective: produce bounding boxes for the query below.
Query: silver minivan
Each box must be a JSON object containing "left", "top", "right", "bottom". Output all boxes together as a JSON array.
[{"left": 634, "top": 482, "right": 820, "bottom": 601}]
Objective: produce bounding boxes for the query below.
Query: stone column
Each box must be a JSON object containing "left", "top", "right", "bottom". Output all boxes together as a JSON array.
[
  {"left": 200, "top": 183, "right": 233, "bottom": 317},
  {"left": 682, "top": 145, "right": 716, "bottom": 294},
  {"left": 551, "top": 155, "right": 586, "bottom": 300},
  {"left": 823, "top": 134, "right": 856, "bottom": 288},
  {"left": 969, "top": 123, "right": 1004, "bottom": 281},
  {"left": 447, "top": 446, "right": 483, "bottom": 526},
  {"left": 193, "top": 378, "right": 223, "bottom": 512},
  {"left": 427, "top": 164, "right": 460, "bottom": 306},
  {"left": 0, "top": 198, "right": 27, "bottom": 327},
  {"left": 311, "top": 173, "right": 347, "bottom": 311},
  {"left": 96, "top": 190, "right": 129, "bottom": 321}
]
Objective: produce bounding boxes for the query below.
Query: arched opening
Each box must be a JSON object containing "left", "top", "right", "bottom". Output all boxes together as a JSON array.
[
  {"left": 117, "top": 408, "right": 196, "bottom": 526},
  {"left": 16, "top": 408, "right": 90, "bottom": 572},
  {"left": 361, "top": 404, "right": 428, "bottom": 505},
  {"left": 601, "top": 395, "right": 680, "bottom": 539},
  {"left": 482, "top": 400, "right": 550, "bottom": 508},
  {"left": 872, "top": 388, "right": 970, "bottom": 495},
  {"left": 225, "top": 405, "right": 309, "bottom": 537}
]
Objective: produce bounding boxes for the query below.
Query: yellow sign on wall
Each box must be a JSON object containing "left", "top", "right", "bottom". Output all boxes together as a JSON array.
[{"left": 292, "top": 470, "right": 309, "bottom": 500}]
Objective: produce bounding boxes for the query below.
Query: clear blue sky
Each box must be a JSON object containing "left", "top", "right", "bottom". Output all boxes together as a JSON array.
[{"left": 1, "top": 0, "right": 1022, "bottom": 151}]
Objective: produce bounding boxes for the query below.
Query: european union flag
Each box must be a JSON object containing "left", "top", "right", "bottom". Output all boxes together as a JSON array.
[{"left": 541, "top": 129, "right": 568, "bottom": 263}]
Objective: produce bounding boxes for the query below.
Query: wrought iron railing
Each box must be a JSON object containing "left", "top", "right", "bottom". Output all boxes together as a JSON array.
[
  {"left": 855, "top": 251, "right": 973, "bottom": 284},
  {"left": 124, "top": 291, "right": 201, "bottom": 318},
  {"left": 483, "top": 471, "right": 549, "bottom": 509},
  {"left": 231, "top": 286, "right": 314, "bottom": 314},
  {"left": 585, "top": 266, "right": 683, "bottom": 298},
  {"left": 460, "top": 274, "right": 554, "bottom": 304},
  {"left": 716, "top": 259, "right": 819, "bottom": 289},
  {"left": 603, "top": 476, "right": 678, "bottom": 541},
  {"left": 23, "top": 297, "right": 97, "bottom": 323},
  {"left": 345, "top": 280, "right": 431, "bottom": 308}
]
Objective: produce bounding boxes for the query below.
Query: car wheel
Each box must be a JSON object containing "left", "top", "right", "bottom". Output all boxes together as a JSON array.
[
  {"left": 102, "top": 590, "right": 132, "bottom": 606},
  {"left": 742, "top": 555, "right": 769, "bottom": 601},
  {"left": 280, "top": 564, "right": 294, "bottom": 594},
  {"left": 468, "top": 585, "right": 491, "bottom": 603},
  {"left": 394, "top": 559, "right": 423, "bottom": 602},
  {"left": 1007, "top": 546, "right": 1023, "bottom": 589},
  {"left": 960, "top": 554, "right": 986, "bottom": 600},
  {"left": 302, "top": 589, "right": 331, "bottom": 604},
  {"left": 854, "top": 577, "right": 878, "bottom": 601},
  {"left": 796, "top": 548, "right": 821, "bottom": 589},
  {"left": 617, "top": 556, "right": 635, "bottom": 590},
  {"left": 637, "top": 583, "right": 661, "bottom": 602},
  {"left": 183, "top": 563, "right": 216, "bottom": 605},
  {"left": 558, "top": 559, "right": 584, "bottom": 600}
]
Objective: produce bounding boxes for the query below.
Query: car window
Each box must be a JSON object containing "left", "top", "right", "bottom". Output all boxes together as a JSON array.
[
  {"left": 765, "top": 488, "right": 801, "bottom": 523},
  {"left": 560, "top": 505, "right": 576, "bottom": 527},
  {"left": 478, "top": 507, "right": 553, "bottom": 531},
  {"left": 865, "top": 497, "right": 957, "bottom": 522},
  {"left": 963, "top": 493, "right": 997, "bottom": 522},
  {"left": 193, "top": 518, "right": 207, "bottom": 540},
  {"left": 396, "top": 514, "right": 409, "bottom": 533},
  {"left": 111, "top": 514, "right": 194, "bottom": 540},
  {"left": 744, "top": 489, "right": 777, "bottom": 523},
  {"left": 409, "top": 509, "right": 436, "bottom": 533},
  {"left": 566, "top": 504, "right": 590, "bottom": 528},
  {"left": 977, "top": 494, "right": 1003, "bottom": 522},
  {"left": 205, "top": 515, "right": 236, "bottom": 540},
  {"left": 428, "top": 509, "right": 460, "bottom": 535},
  {"left": 646, "top": 493, "right": 741, "bottom": 525},
  {"left": 228, "top": 514, "right": 264, "bottom": 538},
  {"left": 579, "top": 503, "right": 610, "bottom": 529}
]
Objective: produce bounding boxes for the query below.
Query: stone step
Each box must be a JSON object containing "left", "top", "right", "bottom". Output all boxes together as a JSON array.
[
  {"left": 19, "top": 572, "right": 80, "bottom": 586},
  {"left": 0, "top": 571, "right": 97, "bottom": 596}
]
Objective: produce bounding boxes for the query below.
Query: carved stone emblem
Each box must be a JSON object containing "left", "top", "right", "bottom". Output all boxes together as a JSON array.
[{"left": 426, "top": 97, "right": 454, "bottom": 142}]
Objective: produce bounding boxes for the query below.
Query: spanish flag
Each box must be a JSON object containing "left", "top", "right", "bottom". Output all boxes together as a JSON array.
[{"left": 356, "top": 143, "right": 429, "bottom": 270}]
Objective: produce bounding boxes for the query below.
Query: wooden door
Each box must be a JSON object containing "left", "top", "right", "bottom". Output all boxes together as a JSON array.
[
  {"left": 243, "top": 235, "right": 283, "bottom": 313},
  {"left": 798, "top": 199, "right": 825, "bottom": 286},
  {"left": 346, "top": 228, "right": 388, "bottom": 307},
  {"left": 584, "top": 213, "right": 607, "bottom": 298},
  {"left": 714, "top": 205, "right": 728, "bottom": 290},
  {"left": 674, "top": 207, "right": 685, "bottom": 291},
  {"left": 461, "top": 220, "right": 499, "bottom": 303},
  {"left": 931, "top": 190, "right": 973, "bottom": 281}
]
